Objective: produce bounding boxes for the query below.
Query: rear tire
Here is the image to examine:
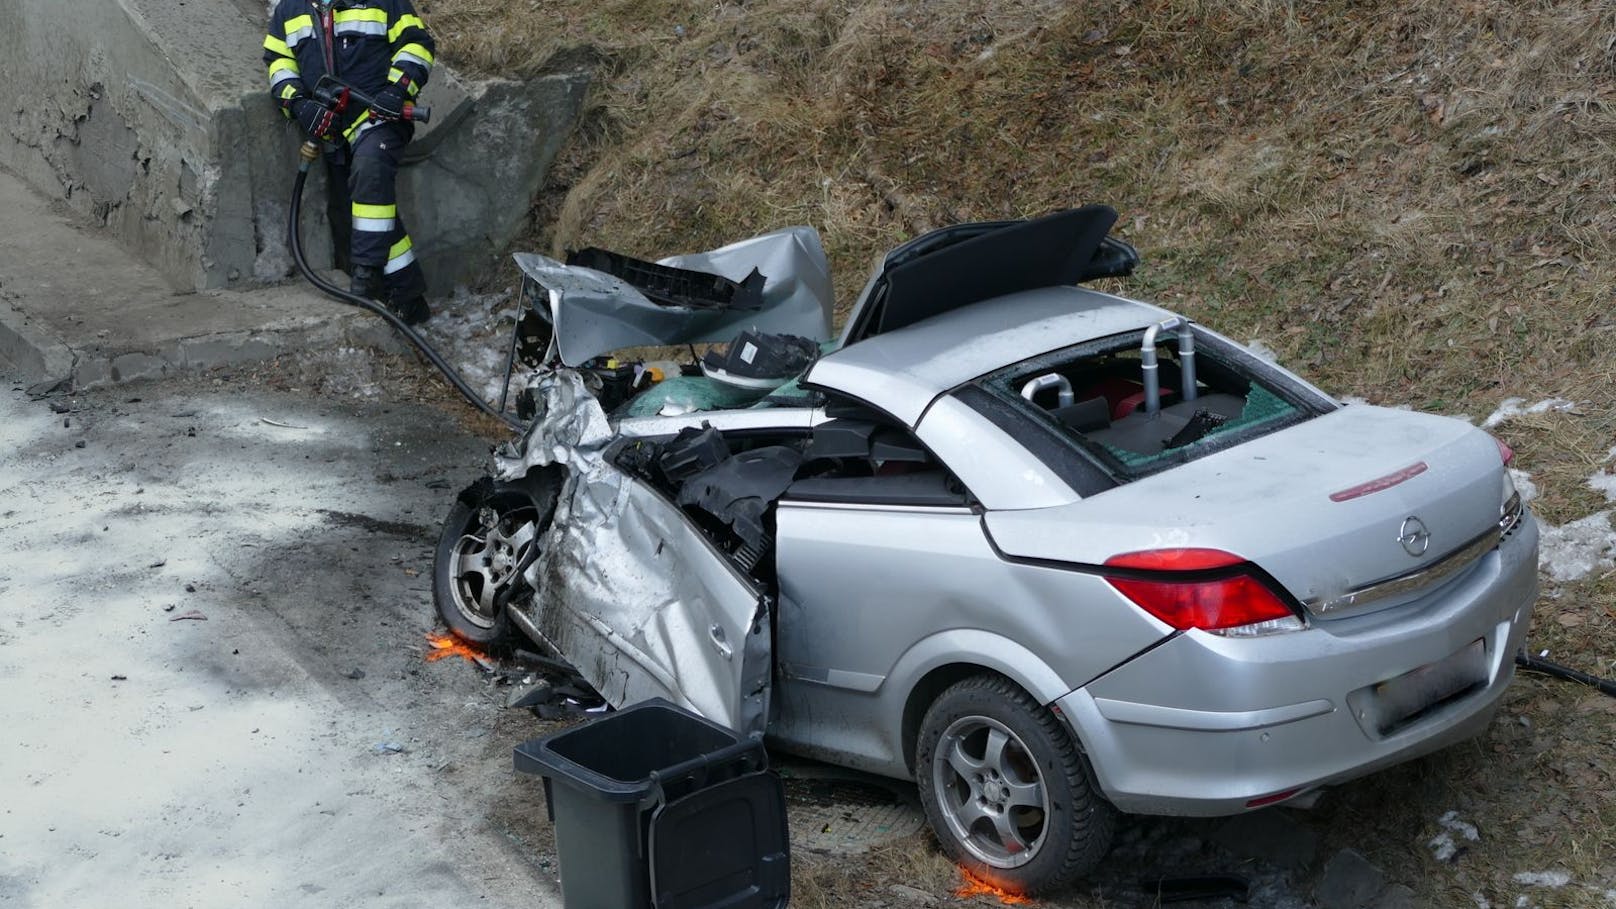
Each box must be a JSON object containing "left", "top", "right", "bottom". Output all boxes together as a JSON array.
[
  {"left": 914, "top": 674, "right": 1115, "bottom": 896},
  {"left": 432, "top": 477, "right": 544, "bottom": 650}
]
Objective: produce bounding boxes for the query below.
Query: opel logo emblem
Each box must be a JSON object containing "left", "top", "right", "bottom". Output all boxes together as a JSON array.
[{"left": 1398, "top": 516, "right": 1431, "bottom": 557}]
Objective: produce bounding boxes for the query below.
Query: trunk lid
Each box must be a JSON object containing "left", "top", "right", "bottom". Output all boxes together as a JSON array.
[{"left": 984, "top": 405, "right": 1506, "bottom": 616}]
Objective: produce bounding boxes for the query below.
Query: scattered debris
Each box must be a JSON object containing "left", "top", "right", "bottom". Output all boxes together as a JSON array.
[
  {"left": 373, "top": 741, "right": 407, "bottom": 755},
  {"left": 148, "top": 559, "right": 166, "bottom": 568},
  {"left": 74, "top": 440, "right": 85, "bottom": 449},
  {"left": 259, "top": 417, "right": 307, "bottom": 429},
  {"left": 49, "top": 401, "right": 70, "bottom": 414},
  {"left": 184, "top": 583, "right": 196, "bottom": 593},
  {"left": 169, "top": 610, "right": 207, "bottom": 622},
  {"left": 110, "top": 674, "right": 127, "bottom": 681},
  {"left": 344, "top": 668, "right": 366, "bottom": 680}
]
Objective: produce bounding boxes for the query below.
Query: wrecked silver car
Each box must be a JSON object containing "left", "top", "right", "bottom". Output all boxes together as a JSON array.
[{"left": 432, "top": 207, "right": 1540, "bottom": 894}]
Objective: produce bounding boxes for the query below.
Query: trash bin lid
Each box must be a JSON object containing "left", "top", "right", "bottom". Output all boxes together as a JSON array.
[{"left": 648, "top": 771, "right": 790, "bottom": 909}]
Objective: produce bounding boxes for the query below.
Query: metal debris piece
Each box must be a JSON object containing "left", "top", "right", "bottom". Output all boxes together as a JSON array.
[{"left": 169, "top": 610, "right": 207, "bottom": 622}]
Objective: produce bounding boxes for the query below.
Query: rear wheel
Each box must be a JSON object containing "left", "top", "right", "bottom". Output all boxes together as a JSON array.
[
  {"left": 432, "top": 478, "right": 543, "bottom": 649},
  {"left": 915, "top": 674, "right": 1115, "bottom": 896}
]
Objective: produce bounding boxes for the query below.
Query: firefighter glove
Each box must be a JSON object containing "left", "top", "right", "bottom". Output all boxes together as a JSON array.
[
  {"left": 372, "top": 82, "right": 410, "bottom": 121},
  {"left": 291, "top": 98, "right": 337, "bottom": 140}
]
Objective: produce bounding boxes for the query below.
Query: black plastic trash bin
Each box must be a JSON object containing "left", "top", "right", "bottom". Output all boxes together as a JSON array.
[{"left": 514, "top": 698, "right": 790, "bottom": 909}]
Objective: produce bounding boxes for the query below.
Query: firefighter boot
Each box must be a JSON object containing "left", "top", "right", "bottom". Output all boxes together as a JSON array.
[
  {"left": 389, "top": 294, "right": 431, "bottom": 326},
  {"left": 350, "top": 264, "right": 384, "bottom": 300}
]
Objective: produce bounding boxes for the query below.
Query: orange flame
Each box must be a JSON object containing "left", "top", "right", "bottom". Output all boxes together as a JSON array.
[
  {"left": 425, "top": 631, "right": 485, "bottom": 663},
  {"left": 954, "top": 868, "right": 1033, "bottom": 905}
]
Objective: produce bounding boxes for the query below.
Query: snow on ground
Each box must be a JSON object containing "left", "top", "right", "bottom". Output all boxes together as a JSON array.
[
  {"left": 1429, "top": 810, "right": 1481, "bottom": 863},
  {"left": 415, "top": 288, "right": 529, "bottom": 406},
  {"left": 1481, "top": 397, "right": 1576, "bottom": 429},
  {"left": 1512, "top": 871, "right": 1572, "bottom": 888},
  {"left": 1484, "top": 398, "right": 1616, "bottom": 584}
]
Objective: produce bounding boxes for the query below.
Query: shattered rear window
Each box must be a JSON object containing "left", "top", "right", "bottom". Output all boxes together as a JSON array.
[{"left": 972, "top": 329, "right": 1328, "bottom": 483}]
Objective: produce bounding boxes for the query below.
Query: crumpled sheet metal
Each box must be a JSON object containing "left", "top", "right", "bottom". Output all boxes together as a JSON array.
[
  {"left": 512, "top": 225, "right": 835, "bottom": 367},
  {"left": 498, "top": 368, "right": 769, "bottom": 733}
]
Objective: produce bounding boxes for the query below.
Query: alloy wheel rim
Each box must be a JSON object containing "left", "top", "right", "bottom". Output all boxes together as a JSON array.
[
  {"left": 447, "top": 506, "right": 537, "bottom": 629},
  {"left": 931, "top": 715, "right": 1050, "bottom": 869}
]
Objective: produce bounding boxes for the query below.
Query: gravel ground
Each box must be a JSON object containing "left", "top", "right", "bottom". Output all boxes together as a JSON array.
[{"left": 0, "top": 368, "right": 561, "bottom": 908}]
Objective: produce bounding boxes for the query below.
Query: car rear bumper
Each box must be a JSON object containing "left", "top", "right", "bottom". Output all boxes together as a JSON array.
[{"left": 1056, "top": 515, "right": 1539, "bottom": 817}]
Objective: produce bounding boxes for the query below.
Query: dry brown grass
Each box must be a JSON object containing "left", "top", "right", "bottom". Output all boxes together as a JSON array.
[{"left": 411, "top": 0, "right": 1616, "bottom": 903}]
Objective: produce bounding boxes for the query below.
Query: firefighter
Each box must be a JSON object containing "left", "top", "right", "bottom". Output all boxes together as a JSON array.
[{"left": 264, "top": 0, "right": 435, "bottom": 324}]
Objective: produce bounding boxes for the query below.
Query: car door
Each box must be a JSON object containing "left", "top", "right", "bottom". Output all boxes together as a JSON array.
[
  {"left": 532, "top": 465, "right": 772, "bottom": 734},
  {"left": 766, "top": 414, "right": 983, "bottom": 771}
]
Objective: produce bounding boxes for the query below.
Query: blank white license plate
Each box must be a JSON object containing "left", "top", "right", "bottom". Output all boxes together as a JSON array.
[{"left": 1372, "top": 639, "right": 1488, "bottom": 734}]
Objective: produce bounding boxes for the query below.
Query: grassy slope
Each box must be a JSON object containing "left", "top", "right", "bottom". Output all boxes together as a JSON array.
[{"left": 424, "top": 0, "right": 1616, "bottom": 904}]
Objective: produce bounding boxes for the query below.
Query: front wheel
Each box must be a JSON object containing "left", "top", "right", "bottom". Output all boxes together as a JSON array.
[
  {"left": 432, "top": 477, "right": 544, "bottom": 649},
  {"left": 914, "top": 674, "right": 1116, "bottom": 896}
]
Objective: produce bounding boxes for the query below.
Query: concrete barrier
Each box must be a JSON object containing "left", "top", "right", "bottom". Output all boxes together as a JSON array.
[{"left": 0, "top": 0, "right": 587, "bottom": 296}]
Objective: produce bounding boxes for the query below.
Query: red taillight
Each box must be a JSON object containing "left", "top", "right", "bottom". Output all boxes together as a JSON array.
[
  {"left": 1245, "top": 788, "right": 1302, "bottom": 808},
  {"left": 1492, "top": 435, "right": 1514, "bottom": 466},
  {"left": 1103, "top": 549, "right": 1296, "bottom": 632}
]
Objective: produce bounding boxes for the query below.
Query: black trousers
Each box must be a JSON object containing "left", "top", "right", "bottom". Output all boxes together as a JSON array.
[{"left": 324, "top": 119, "right": 427, "bottom": 302}]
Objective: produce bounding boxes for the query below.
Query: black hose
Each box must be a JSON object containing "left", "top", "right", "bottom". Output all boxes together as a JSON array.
[
  {"left": 288, "top": 157, "right": 523, "bottom": 430},
  {"left": 1516, "top": 651, "right": 1616, "bottom": 698}
]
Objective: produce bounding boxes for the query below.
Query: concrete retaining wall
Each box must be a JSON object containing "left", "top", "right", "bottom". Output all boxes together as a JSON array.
[{"left": 0, "top": 0, "right": 587, "bottom": 296}]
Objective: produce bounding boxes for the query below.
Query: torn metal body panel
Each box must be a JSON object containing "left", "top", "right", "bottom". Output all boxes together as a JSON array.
[
  {"left": 513, "top": 225, "right": 834, "bottom": 367},
  {"left": 497, "top": 369, "right": 771, "bottom": 734}
]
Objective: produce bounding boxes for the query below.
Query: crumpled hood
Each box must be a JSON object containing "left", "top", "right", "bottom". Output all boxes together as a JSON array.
[{"left": 513, "top": 226, "right": 835, "bottom": 366}]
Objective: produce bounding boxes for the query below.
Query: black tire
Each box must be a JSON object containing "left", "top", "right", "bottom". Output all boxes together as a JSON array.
[
  {"left": 914, "top": 674, "right": 1115, "bottom": 896},
  {"left": 432, "top": 477, "right": 546, "bottom": 649}
]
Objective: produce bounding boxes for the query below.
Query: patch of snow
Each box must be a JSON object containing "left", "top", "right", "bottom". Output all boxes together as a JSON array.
[
  {"left": 1481, "top": 397, "right": 1575, "bottom": 429},
  {"left": 1338, "top": 395, "right": 1368, "bottom": 406},
  {"left": 1429, "top": 810, "right": 1480, "bottom": 862},
  {"left": 1472, "top": 892, "right": 1492, "bottom": 909},
  {"left": 1514, "top": 897, "right": 1529, "bottom": 909},
  {"left": 1512, "top": 871, "right": 1571, "bottom": 888},
  {"left": 416, "top": 287, "right": 526, "bottom": 406},
  {"left": 1587, "top": 469, "right": 1616, "bottom": 503},
  {"left": 1606, "top": 445, "right": 1616, "bottom": 463},
  {"left": 1510, "top": 468, "right": 1539, "bottom": 505},
  {"left": 1538, "top": 511, "right": 1616, "bottom": 583}
]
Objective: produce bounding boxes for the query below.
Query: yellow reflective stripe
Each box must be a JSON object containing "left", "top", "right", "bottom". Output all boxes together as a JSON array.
[
  {"left": 264, "top": 34, "right": 291, "bottom": 57},
  {"left": 386, "top": 69, "right": 422, "bottom": 95},
  {"left": 334, "top": 7, "right": 387, "bottom": 24},
  {"left": 393, "top": 42, "right": 434, "bottom": 66},
  {"left": 388, "top": 13, "right": 425, "bottom": 43},
  {"left": 268, "top": 57, "right": 300, "bottom": 84},
  {"left": 352, "top": 202, "right": 397, "bottom": 220},
  {"left": 283, "top": 14, "right": 313, "bottom": 37},
  {"left": 278, "top": 83, "right": 299, "bottom": 101},
  {"left": 343, "top": 110, "right": 372, "bottom": 142},
  {"left": 388, "top": 235, "right": 413, "bottom": 259}
]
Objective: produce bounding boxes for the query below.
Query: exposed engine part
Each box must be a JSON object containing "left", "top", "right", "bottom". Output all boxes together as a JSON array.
[
  {"left": 677, "top": 446, "right": 804, "bottom": 550},
  {"left": 566, "top": 247, "right": 767, "bottom": 311},
  {"left": 700, "top": 330, "right": 820, "bottom": 390},
  {"left": 657, "top": 424, "right": 731, "bottom": 485}
]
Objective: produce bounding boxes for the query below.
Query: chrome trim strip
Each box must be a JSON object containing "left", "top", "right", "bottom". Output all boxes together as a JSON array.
[
  {"left": 776, "top": 500, "right": 975, "bottom": 515},
  {"left": 1308, "top": 527, "right": 1499, "bottom": 617},
  {"left": 1093, "top": 696, "right": 1335, "bottom": 731}
]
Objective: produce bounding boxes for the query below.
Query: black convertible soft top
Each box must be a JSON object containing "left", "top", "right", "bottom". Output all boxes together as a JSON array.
[{"left": 839, "top": 205, "right": 1138, "bottom": 346}]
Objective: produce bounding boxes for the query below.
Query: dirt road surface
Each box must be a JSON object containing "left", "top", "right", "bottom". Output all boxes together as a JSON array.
[{"left": 0, "top": 373, "right": 560, "bottom": 907}]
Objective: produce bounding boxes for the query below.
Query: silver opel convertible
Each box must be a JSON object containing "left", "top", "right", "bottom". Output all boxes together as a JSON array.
[{"left": 433, "top": 205, "right": 1539, "bottom": 893}]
